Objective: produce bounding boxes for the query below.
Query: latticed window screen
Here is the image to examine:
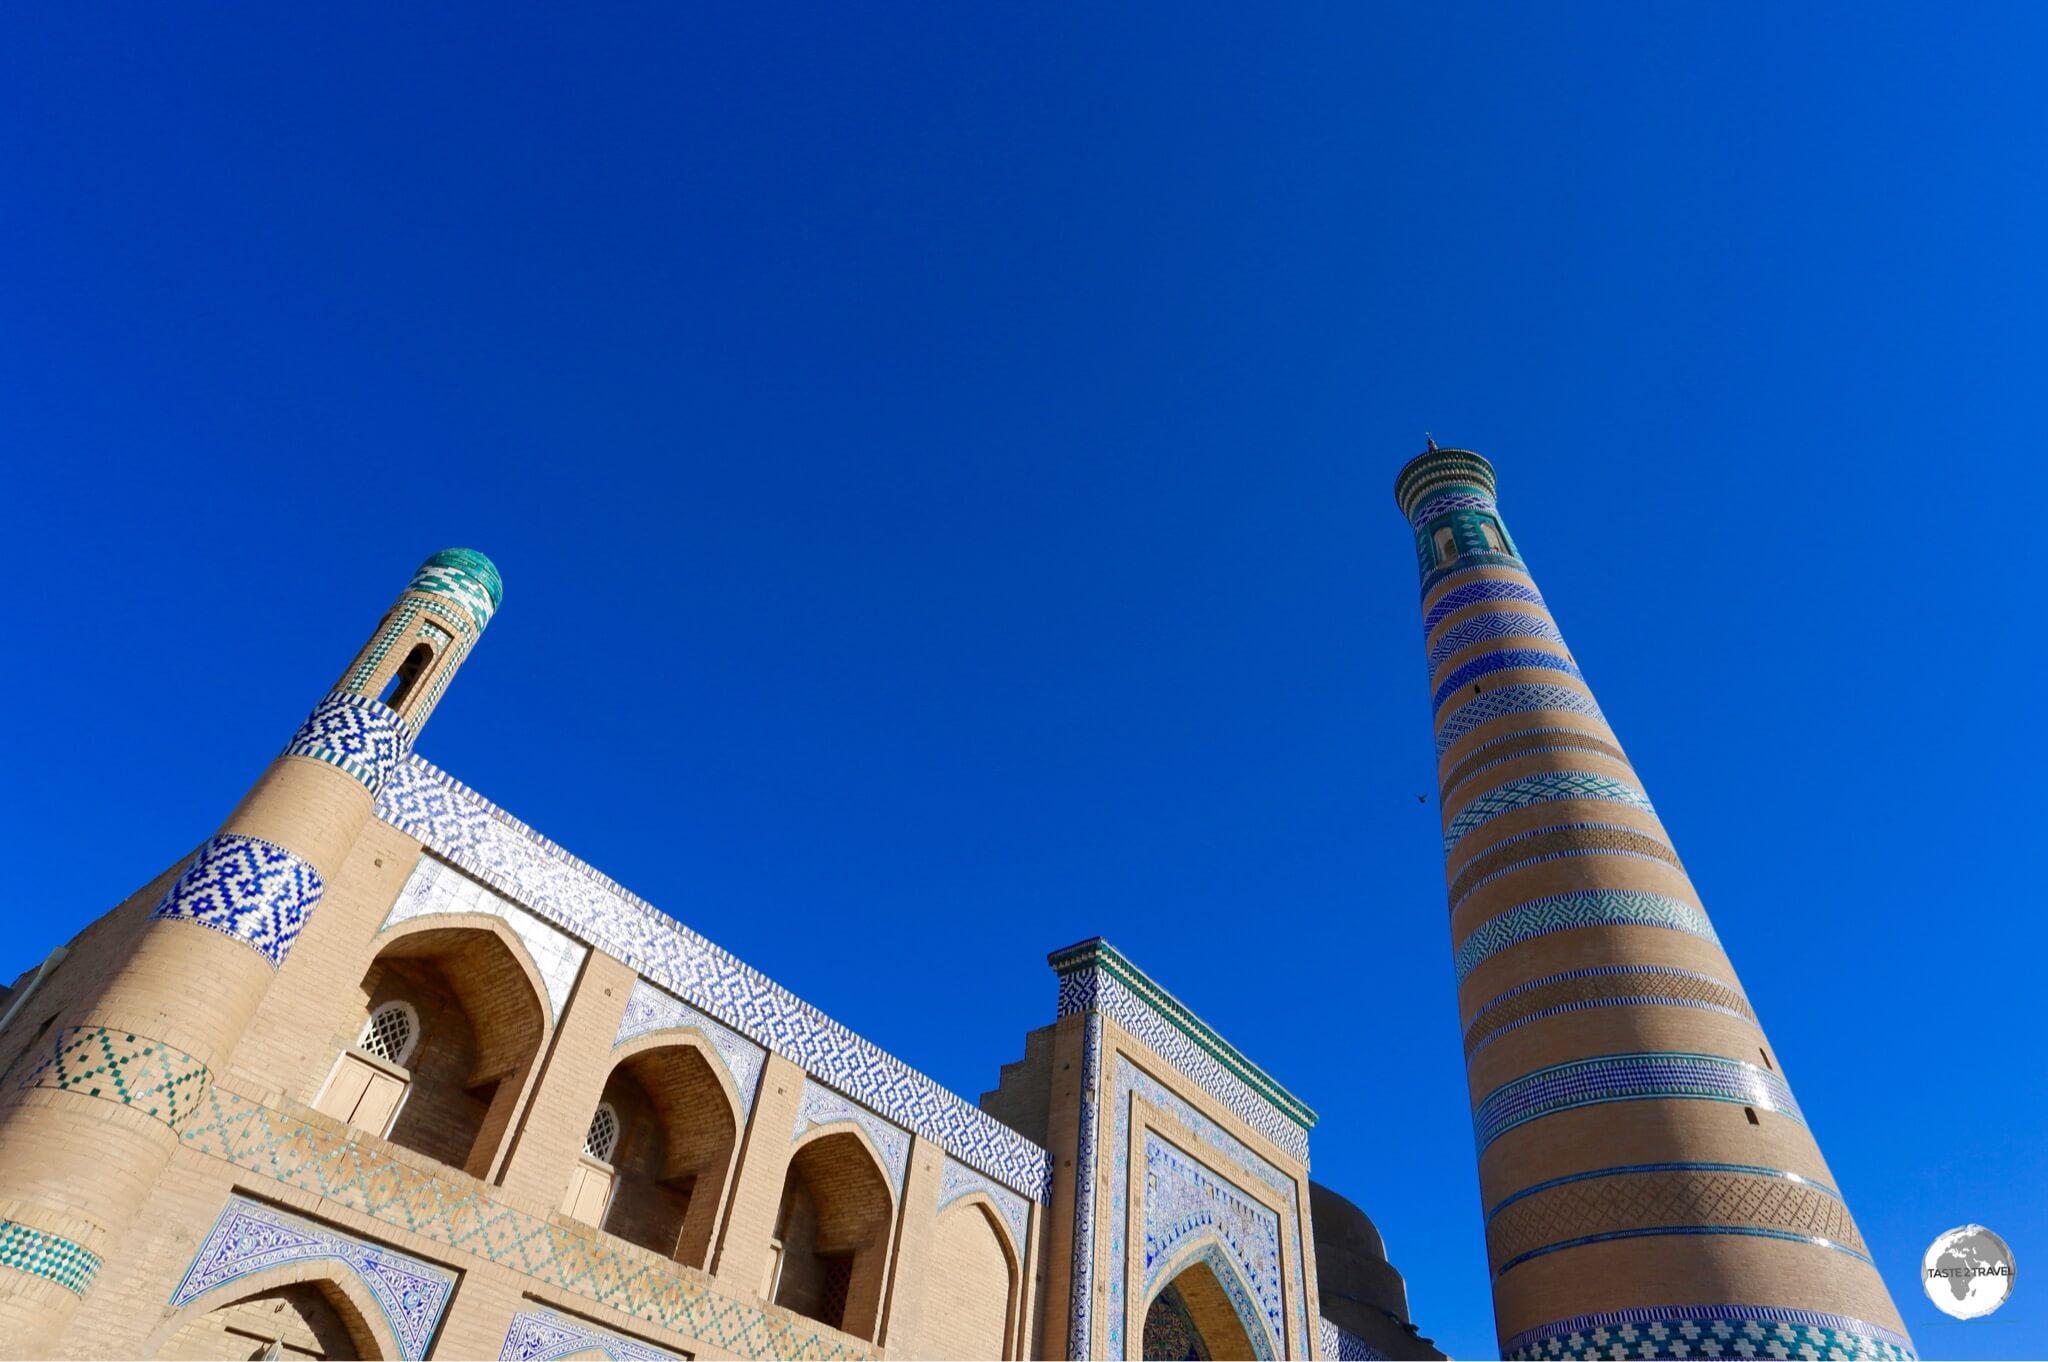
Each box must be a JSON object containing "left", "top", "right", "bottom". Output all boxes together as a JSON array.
[
  {"left": 358, "top": 1002, "right": 417, "bottom": 1065},
  {"left": 584, "top": 1103, "right": 620, "bottom": 1161}
]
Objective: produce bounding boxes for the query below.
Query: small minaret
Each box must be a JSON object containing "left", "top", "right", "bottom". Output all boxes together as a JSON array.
[
  {"left": 0, "top": 549, "right": 501, "bottom": 1355},
  {"left": 1394, "top": 449, "right": 1913, "bottom": 1360}
]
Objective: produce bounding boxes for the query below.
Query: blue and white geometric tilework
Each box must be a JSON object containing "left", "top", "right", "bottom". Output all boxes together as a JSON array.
[
  {"left": 1318, "top": 1317, "right": 1391, "bottom": 1361},
  {"left": 792, "top": 1076, "right": 913, "bottom": 1193},
  {"left": 1474, "top": 1053, "right": 1802, "bottom": 1153},
  {"left": 1432, "top": 648, "right": 1583, "bottom": 714},
  {"left": 386, "top": 854, "right": 586, "bottom": 1021},
  {"left": 1423, "top": 579, "right": 1547, "bottom": 638},
  {"left": 498, "top": 1309, "right": 681, "bottom": 1361},
  {"left": 1104, "top": 1055, "right": 1309, "bottom": 1361},
  {"left": 1141, "top": 1132, "right": 1283, "bottom": 1361},
  {"left": 282, "top": 691, "right": 414, "bottom": 796},
  {"left": 1501, "top": 1305, "right": 1916, "bottom": 1361},
  {"left": 1443, "top": 772, "right": 1656, "bottom": 857},
  {"left": 1068, "top": 1012, "right": 1105, "bottom": 1361},
  {"left": 373, "top": 754, "right": 1050, "bottom": 1200},
  {"left": 1410, "top": 490, "right": 1499, "bottom": 527},
  {"left": 1436, "top": 683, "right": 1604, "bottom": 756},
  {"left": 938, "top": 1154, "right": 1032, "bottom": 1255},
  {"left": 615, "top": 978, "right": 768, "bottom": 1121},
  {"left": 1427, "top": 610, "right": 1569, "bottom": 674},
  {"left": 1454, "top": 891, "right": 1719, "bottom": 983},
  {"left": 150, "top": 834, "right": 325, "bottom": 968},
  {"left": 169, "top": 1195, "right": 456, "bottom": 1361},
  {"left": 1055, "top": 966, "right": 1311, "bottom": 1167}
]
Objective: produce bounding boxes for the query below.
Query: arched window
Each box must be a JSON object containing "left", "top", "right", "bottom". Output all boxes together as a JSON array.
[
  {"left": 1479, "top": 519, "right": 1508, "bottom": 554},
  {"left": 358, "top": 1001, "right": 419, "bottom": 1067},
  {"left": 1433, "top": 527, "right": 1459, "bottom": 566},
  {"left": 584, "top": 1103, "right": 621, "bottom": 1162},
  {"left": 380, "top": 642, "right": 435, "bottom": 712}
]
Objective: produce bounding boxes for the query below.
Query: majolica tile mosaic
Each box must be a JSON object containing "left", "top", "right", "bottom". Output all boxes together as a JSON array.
[
  {"left": 499, "top": 1308, "right": 682, "bottom": 1360},
  {"left": 1099, "top": 1054, "right": 1310, "bottom": 1361},
  {"left": 938, "top": 1153, "right": 1031, "bottom": 1254},
  {"left": 170, "top": 1195, "right": 455, "bottom": 1361},
  {"left": 793, "top": 1076, "right": 912, "bottom": 1193},
  {"left": 0, "top": 1219, "right": 101, "bottom": 1296},
  {"left": 1452, "top": 890, "right": 1718, "bottom": 984},
  {"left": 1473, "top": 1053, "right": 1802, "bottom": 1153},
  {"left": 615, "top": 977, "right": 768, "bottom": 1121},
  {"left": 386, "top": 854, "right": 587, "bottom": 1021},
  {"left": 1435, "top": 683, "right": 1604, "bottom": 757},
  {"left": 1318, "top": 1317, "right": 1390, "bottom": 1361},
  {"left": 17, "top": 1024, "right": 210, "bottom": 1128},
  {"left": 1443, "top": 771, "right": 1655, "bottom": 858},
  {"left": 282, "top": 691, "right": 414, "bottom": 796},
  {"left": 374, "top": 754, "right": 1049, "bottom": 1200},
  {"left": 150, "top": 833, "right": 325, "bottom": 968},
  {"left": 1141, "top": 1132, "right": 1282, "bottom": 1359}
]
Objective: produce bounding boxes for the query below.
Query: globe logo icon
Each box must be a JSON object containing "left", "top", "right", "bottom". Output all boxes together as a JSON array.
[{"left": 1923, "top": 1224, "right": 2015, "bottom": 1320}]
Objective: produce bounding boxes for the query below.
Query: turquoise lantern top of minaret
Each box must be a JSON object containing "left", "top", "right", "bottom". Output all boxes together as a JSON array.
[
  {"left": 1392, "top": 446, "right": 1521, "bottom": 590},
  {"left": 406, "top": 548, "right": 504, "bottom": 632}
]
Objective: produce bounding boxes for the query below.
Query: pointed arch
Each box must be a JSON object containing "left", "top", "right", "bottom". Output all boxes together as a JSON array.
[
  {"left": 770, "top": 1127, "right": 898, "bottom": 1341},
  {"left": 146, "top": 1260, "right": 401, "bottom": 1360},
  {"left": 1144, "top": 1239, "right": 1274, "bottom": 1361},
  {"left": 917, "top": 1194, "right": 1020, "bottom": 1359}
]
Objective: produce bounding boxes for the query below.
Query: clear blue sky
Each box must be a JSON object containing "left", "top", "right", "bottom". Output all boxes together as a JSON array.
[{"left": 2, "top": 7, "right": 2042, "bottom": 1357}]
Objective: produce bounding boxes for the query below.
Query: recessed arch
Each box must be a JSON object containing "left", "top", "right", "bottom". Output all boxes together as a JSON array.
[
  {"left": 917, "top": 1195, "right": 1020, "bottom": 1360},
  {"left": 569, "top": 1034, "right": 746, "bottom": 1269},
  {"left": 770, "top": 1127, "right": 897, "bottom": 1341},
  {"left": 146, "top": 1260, "right": 401, "bottom": 1360},
  {"left": 1143, "top": 1239, "right": 1274, "bottom": 1361},
  {"left": 320, "top": 918, "right": 551, "bottom": 1179}
]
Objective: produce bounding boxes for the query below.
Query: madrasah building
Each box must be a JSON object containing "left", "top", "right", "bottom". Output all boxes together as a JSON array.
[{"left": 0, "top": 447, "right": 1910, "bottom": 1362}]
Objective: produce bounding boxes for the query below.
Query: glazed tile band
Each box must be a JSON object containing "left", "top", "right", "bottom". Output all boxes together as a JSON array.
[
  {"left": 149, "top": 833, "right": 326, "bottom": 968},
  {"left": 1422, "top": 578, "right": 1547, "bottom": 638},
  {"left": 0, "top": 1220, "right": 102, "bottom": 1296},
  {"left": 18, "top": 1024, "right": 211, "bottom": 1129},
  {"left": 1438, "top": 726, "right": 1628, "bottom": 799},
  {"left": 1500, "top": 1304, "right": 1916, "bottom": 1361},
  {"left": 1452, "top": 890, "right": 1719, "bottom": 984},
  {"left": 1473, "top": 1052, "right": 1801, "bottom": 1152},
  {"left": 282, "top": 691, "right": 415, "bottom": 796},
  {"left": 1443, "top": 772, "right": 1655, "bottom": 859},
  {"left": 1427, "top": 609, "right": 1571, "bottom": 674},
  {"left": 1436, "top": 682, "right": 1605, "bottom": 757},
  {"left": 1432, "top": 647, "right": 1585, "bottom": 714}
]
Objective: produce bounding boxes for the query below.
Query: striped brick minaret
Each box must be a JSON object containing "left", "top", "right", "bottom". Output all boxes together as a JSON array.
[{"left": 1396, "top": 447, "right": 1912, "bottom": 1361}]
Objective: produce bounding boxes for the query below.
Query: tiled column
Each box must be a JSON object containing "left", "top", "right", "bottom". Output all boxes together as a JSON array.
[
  {"left": 0, "top": 550, "right": 501, "bottom": 1358},
  {"left": 1395, "top": 449, "right": 1912, "bottom": 1361}
]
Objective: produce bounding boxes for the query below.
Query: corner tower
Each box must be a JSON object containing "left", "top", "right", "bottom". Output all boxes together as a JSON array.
[
  {"left": 0, "top": 549, "right": 500, "bottom": 1357},
  {"left": 1395, "top": 449, "right": 1912, "bottom": 1360}
]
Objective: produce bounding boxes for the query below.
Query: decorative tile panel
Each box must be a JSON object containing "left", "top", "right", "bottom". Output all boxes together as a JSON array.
[
  {"left": 282, "top": 691, "right": 414, "bottom": 796},
  {"left": 1435, "top": 683, "right": 1604, "bottom": 757},
  {"left": 1052, "top": 939, "right": 1313, "bottom": 1166},
  {"left": 374, "top": 755, "right": 1049, "bottom": 1200},
  {"left": 1068, "top": 1011, "right": 1105, "bottom": 1360},
  {"left": 1141, "top": 1132, "right": 1282, "bottom": 1360},
  {"left": 1422, "top": 579, "right": 1546, "bottom": 639},
  {"left": 386, "top": 854, "right": 587, "bottom": 1021},
  {"left": 1420, "top": 552, "right": 1526, "bottom": 599},
  {"left": 150, "top": 833, "right": 325, "bottom": 968},
  {"left": 1484, "top": 1161, "right": 1867, "bottom": 1278},
  {"left": 170, "top": 1195, "right": 456, "bottom": 1360},
  {"left": 1146, "top": 1284, "right": 1210, "bottom": 1360},
  {"left": 1433, "top": 648, "right": 1582, "bottom": 714},
  {"left": 1427, "top": 610, "right": 1569, "bottom": 674},
  {"left": 1501, "top": 1304, "right": 1915, "bottom": 1360},
  {"left": 1444, "top": 773, "right": 1655, "bottom": 858},
  {"left": 938, "top": 1154, "right": 1031, "bottom": 1254},
  {"left": 1464, "top": 965, "right": 1754, "bottom": 1058},
  {"left": 177, "top": 1086, "right": 875, "bottom": 1360},
  {"left": 1409, "top": 489, "right": 1499, "bottom": 527},
  {"left": 0, "top": 1220, "right": 101, "bottom": 1295},
  {"left": 18, "top": 1025, "right": 210, "bottom": 1128},
  {"left": 1474, "top": 1053, "right": 1802, "bottom": 1153},
  {"left": 615, "top": 978, "right": 767, "bottom": 1120},
  {"left": 1105, "top": 1055, "right": 1309, "bottom": 1361},
  {"left": 1439, "top": 726, "right": 1628, "bottom": 801},
  {"left": 499, "top": 1309, "right": 682, "bottom": 1360},
  {"left": 793, "top": 1077, "right": 912, "bottom": 1192},
  {"left": 1318, "top": 1317, "right": 1389, "bottom": 1361}
]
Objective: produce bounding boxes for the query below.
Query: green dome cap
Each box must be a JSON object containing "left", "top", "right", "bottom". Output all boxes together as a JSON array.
[{"left": 406, "top": 548, "right": 504, "bottom": 631}]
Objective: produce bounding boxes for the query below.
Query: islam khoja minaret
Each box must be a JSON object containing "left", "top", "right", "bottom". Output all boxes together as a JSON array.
[{"left": 1396, "top": 444, "right": 1913, "bottom": 1361}]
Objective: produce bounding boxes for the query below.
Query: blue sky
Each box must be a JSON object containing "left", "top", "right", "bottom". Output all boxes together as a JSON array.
[{"left": 2, "top": 6, "right": 2043, "bottom": 1357}]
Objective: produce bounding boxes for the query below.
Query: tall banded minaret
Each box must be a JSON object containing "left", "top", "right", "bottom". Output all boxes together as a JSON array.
[{"left": 1396, "top": 448, "right": 1912, "bottom": 1361}]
